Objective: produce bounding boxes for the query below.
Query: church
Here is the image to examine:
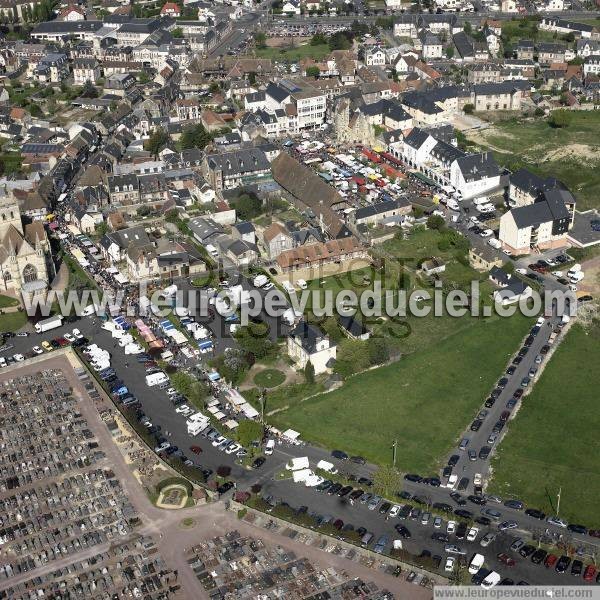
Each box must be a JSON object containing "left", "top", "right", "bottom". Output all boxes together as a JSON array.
[{"left": 0, "top": 196, "right": 53, "bottom": 299}]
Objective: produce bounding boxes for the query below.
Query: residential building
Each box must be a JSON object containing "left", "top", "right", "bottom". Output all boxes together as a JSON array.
[
  {"left": 287, "top": 321, "right": 337, "bottom": 375},
  {"left": 73, "top": 58, "right": 101, "bottom": 84}
]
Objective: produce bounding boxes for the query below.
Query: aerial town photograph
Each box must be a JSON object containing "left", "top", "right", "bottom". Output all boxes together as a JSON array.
[{"left": 0, "top": 0, "right": 598, "bottom": 596}]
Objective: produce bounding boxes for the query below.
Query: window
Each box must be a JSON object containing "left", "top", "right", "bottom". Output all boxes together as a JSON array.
[{"left": 22, "top": 264, "right": 38, "bottom": 283}]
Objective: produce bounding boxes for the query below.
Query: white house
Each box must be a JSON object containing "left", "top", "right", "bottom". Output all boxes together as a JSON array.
[
  {"left": 287, "top": 321, "right": 337, "bottom": 375},
  {"left": 449, "top": 153, "right": 501, "bottom": 199},
  {"left": 499, "top": 191, "right": 573, "bottom": 254},
  {"left": 365, "top": 48, "right": 387, "bottom": 67}
]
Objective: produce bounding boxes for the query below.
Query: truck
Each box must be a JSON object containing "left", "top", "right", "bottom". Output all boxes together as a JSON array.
[
  {"left": 34, "top": 315, "right": 63, "bottom": 334},
  {"left": 205, "top": 244, "right": 218, "bottom": 258},
  {"left": 187, "top": 413, "right": 210, "bottom": 436},
  {"left": 145, "top": 372, "right": 168, "bottom": 387},
  {"left": 253, "top": 274, "right": 268, "bottom": 288}
]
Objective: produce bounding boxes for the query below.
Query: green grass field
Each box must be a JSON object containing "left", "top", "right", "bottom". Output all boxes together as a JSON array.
[
  {"left": 469, "top": 112, "right": 600, "bottom": 210},
  {"left": 0, "top": 295, "right": 19, "bottom": 309},
  {"left": 0, "top": 311, "right": 27, "bottom": 332},
  {"left": 254, "top": 43, "right": 330, "bottom": 61},
  {"left": 271, "top": 313, "right": 531, "bottom": 472},
  {"left": 489, "top": 324, "right": 600, "bottom": 527}
]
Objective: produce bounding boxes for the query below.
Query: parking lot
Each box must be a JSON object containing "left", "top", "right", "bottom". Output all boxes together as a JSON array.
[{"left": 260, "top": 476, "right": 600, "bottom": 587}]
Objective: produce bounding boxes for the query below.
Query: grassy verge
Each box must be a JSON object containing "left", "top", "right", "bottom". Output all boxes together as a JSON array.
[
  {"left": 0, "top": 311, "right": 27, "bottom": 331},
  {"left": 254, "top": 42, "right": 330, "bottom": 61},
  {"left": 271, "top": 313, "right": 532, "bottom": 472},
  {"left": 489, "top": 324, "right": 600, "bottom": 527},
  {"left": 0, "top": 295, "right": 19, "bottom": 309}
]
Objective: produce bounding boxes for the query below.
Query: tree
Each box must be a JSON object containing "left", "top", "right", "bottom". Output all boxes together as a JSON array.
[
  {"left": 144, "top": 127, "right": 169, "bottom": 157},
  {"left": 445, "top": 46, "right": 454, "bottom": 59},
  {"left": 306, "top": 65, "right": 320, "bottom": 78},
  {"left": 236, "top": 420, "right": 263, "bottom": 447},
  {"left": 235, "top": 321, "right": 274, "bottom": 360},
  {"left": 427, "top": 215, "right": 445, "bottom": 231},
  {"left": 503, "top": 261, "right": 515, "bottom": 275},
  {"left": 463, "top": 21, "right": 472, "bottom": 35},
  {"left": 230, "top": 191, "right": 263, "bottom": 220},
  {"left": 328, "top": 31, "right": 352, "bottom": 51},
  {"left": 304, "top": 360, "right": 315, "bottom": 384},
  {"left": 170, "top": 371, "right": 208, "bottom": 409},
  {"left": 82, "top": 80, "right": 98, "bottom": 98},
  {"left": 247, "top": 72, "right": 256, "bottom": 85},
  {"left": 137, "top": 70, "right": 151, "bottom": 84},
  {"left": 172, "top": 27, "right": 183, "bottom": 38},
  {"left": 463, "top": 103, "right": 475, "bottom": 115},
  {"left": 254, "top": 31, "right": 267, "bottom": 49},
  {"left": 367, "top": 337, "right": 389, "bottom": 366},
  {"left": 180, "top": 123, "right": 212, "bottom": 150},
  {"left": 548, "top": 109, "right": 571, "bottom": 129},
  {"left": 373, "top": 465, "right": 402, "bottom": 497},
  {"left": 311, "top": 32, "right": 327, "bottom": 46},
  {"left": 333, "top": 339, "right": 370, "bottom": 378}
]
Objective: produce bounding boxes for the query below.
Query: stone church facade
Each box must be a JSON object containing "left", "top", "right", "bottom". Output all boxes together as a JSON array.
[{"left": 0, "top": 197, "right": 52, "bottom": 297}]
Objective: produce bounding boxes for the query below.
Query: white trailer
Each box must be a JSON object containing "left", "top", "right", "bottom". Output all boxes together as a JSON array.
[{"left": 34, "top": 315, "right": 63, "bottom": 334}]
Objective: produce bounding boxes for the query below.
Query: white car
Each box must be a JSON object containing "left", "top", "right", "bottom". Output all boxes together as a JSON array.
[
  {"left": 63, "top": 333, "right": 75, "bottom": 343},
  {"left": 225, "top": 443, "right": 241, "bottom": 455},
  {"left": 467, "top": 527, "right": 479, "bottom": 542},
  {"left": 13, "top": 354, "right": 24, "bottom": 362},
  {"left": 72, "top": 328, "right": 84, "bottom": 339},
  {"left": 479, "top": 229, "right": 494, "bottom": 238},
  {"left": 211, "top": 435, "right": 226, "bottom": 447},
  {"left": 553, "top": 271, "right": 563, "bottom": 278},
  {"left": 175, "top": 404, "right": 190, "bottom": 414},
  {"left": 444, "top": 556, "right": 456, "bottom": 572},
  {"left": 536, "top": 316, "right": 545, "bottom": 326},
  {"left": 262, "top": 282, "right": 275, "bottom": 291},
  {"left": 389, "top": 505, "right": 401, "bottom": 518},
  {"left": 32, "top": 346, "right": 44, "bottom": 355},
  {"left": 546, "top": 515, "right": 568, "bottom": 528},
  {"left": 433, "top": 516, "right": 443, "bottom": 528},
  {"left": 446, "top": 520, "right": 457, "bottom": 534},
  {"left": 516, "top": 268, "right": 527, "bottom": 275},
  {"left": 473, "top": 473, "right": 482, "bottom": 486}
]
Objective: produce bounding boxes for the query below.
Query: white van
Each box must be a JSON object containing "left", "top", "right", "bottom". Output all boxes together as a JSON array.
[
  {"left": 481, "top": 571, "right": 501, "bottom": 589},
  {"left": 264, "top": 439, "right": 275, "bottom": 455},
  {"left": 468, "top": 553, "right": 485, "bottom": 575},
  {"left": 487, "top": 238, "right": 501, "bottom": 249},
  {"left": 282, "top": 281, "right": 296, "bottom": 294},
  {"left": 205, "top": 244, "right": 219, "bottom": 258},
  {"left": 296, "top": 279, "right": 308, "bottom": 290}
]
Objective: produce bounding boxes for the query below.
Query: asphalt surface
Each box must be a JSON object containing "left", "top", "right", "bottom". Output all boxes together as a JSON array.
[{"left": 260, "top": 477, "right": 598, "bottom": 586}]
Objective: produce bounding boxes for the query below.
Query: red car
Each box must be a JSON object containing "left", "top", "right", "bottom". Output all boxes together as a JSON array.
[
  {"left": 497, "top": 553, "right": 516, "bottom": 567},
  {"left": 56, "top": 337, "right": 69, "bottom": 347},
  {"left": 583, "top": 565, "right": 597, "bottom": 582},
  {"left": 189, "top": 445, "right": 202, "bottom": 454},
  {"left": 544, "top": 554, "right": 558, "bottom": 569}
]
